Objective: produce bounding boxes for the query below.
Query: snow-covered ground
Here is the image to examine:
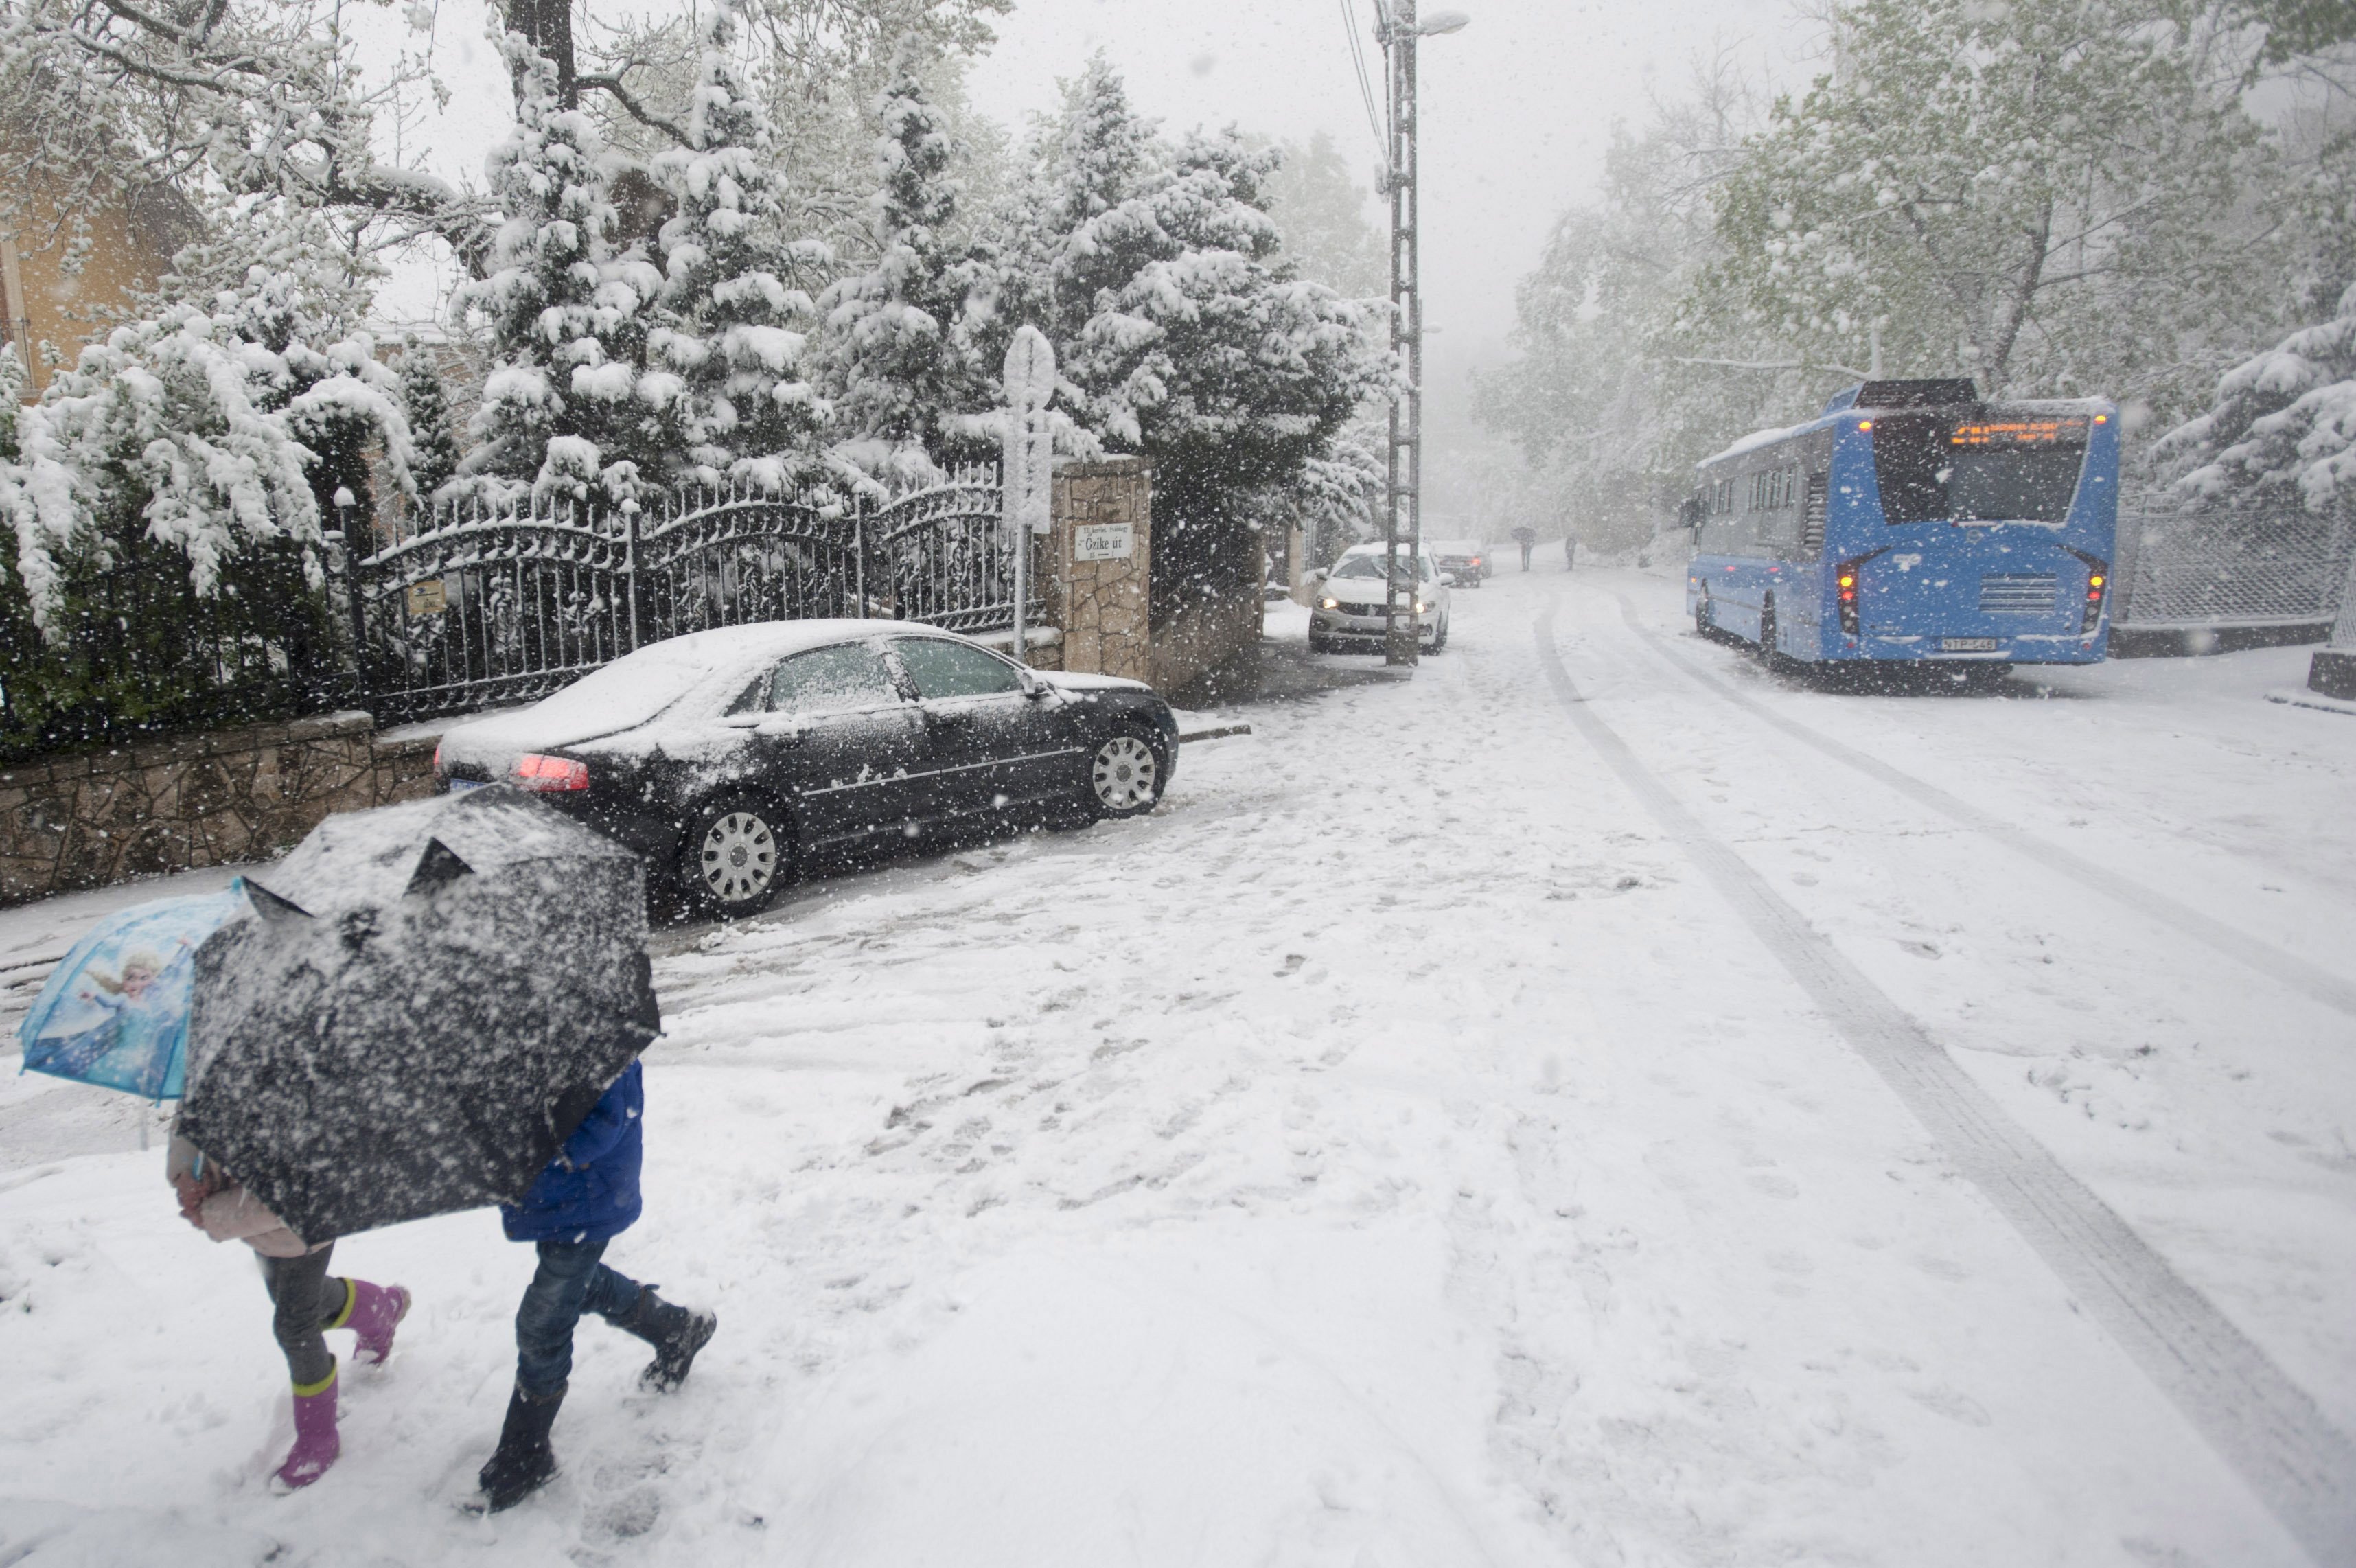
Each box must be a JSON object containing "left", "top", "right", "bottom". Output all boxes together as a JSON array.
[{"left": 4, "top": 566, "right": 2353, "bottom": 1566}]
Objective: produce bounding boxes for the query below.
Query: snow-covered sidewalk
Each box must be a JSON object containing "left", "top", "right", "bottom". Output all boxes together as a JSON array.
[{"left": 3, "top": 569, "right": 2352, "bottom": 1565}]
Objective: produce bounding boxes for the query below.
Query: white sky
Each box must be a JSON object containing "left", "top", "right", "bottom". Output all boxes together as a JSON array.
[
  {"left": 963, "top": 0, "right": 1820, "bottom": 349},
  {"left": 381, "top": 0, "right": 1820, "bottom": 335}
]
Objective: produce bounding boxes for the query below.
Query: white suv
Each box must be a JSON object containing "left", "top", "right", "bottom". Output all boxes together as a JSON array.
[{"left": 1308, "top": 545, "right": 1452, "bottom": 654}]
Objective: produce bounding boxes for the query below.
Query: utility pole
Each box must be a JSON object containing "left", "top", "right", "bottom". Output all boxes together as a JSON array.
[{"left": 1377, "top": 1, "right": 1466, "bottom": 668}]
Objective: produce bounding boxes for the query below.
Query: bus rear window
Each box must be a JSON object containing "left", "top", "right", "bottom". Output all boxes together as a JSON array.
[{"left": 1873, "top": 414, "right": 2088, "bottom": 524}]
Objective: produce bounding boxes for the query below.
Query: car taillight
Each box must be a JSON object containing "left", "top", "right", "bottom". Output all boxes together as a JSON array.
[
  {"left": 513, "top": 753, "right": 590, "bottom": 792},
  {"left": 432, "top": 741, "right": 443, "bottom": 775}
]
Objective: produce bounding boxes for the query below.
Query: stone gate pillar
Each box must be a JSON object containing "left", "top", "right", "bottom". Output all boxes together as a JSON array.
[{"left": 1046, "top": 458, "right": 1152, "bottom": 683}]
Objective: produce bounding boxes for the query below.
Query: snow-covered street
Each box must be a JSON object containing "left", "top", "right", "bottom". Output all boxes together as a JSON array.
[{"left": 5, "top": 564, "right": 2355, "bottom": 1566}]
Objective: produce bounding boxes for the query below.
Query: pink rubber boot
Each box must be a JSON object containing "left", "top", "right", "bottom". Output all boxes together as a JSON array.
[
  {"left": 273, "top": 1365, "right": 340, "bottom": 1492},
  {"left": 338, "top": 1280, "right": 412, "bottom": 1366}
]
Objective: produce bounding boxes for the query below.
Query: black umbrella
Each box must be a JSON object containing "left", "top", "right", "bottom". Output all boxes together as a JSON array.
[{"left": 177, "top": 785, "right": 662, "bottom": 1243}]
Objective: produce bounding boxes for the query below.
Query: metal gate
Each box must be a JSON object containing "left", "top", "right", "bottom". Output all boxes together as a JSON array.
[{"left": 351, "top": 469, "right": 1004, "bottom": 722}]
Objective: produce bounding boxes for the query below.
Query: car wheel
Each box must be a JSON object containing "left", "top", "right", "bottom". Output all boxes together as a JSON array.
[
  {"left": 1431, "top": 614, "right": 1450, "bottom": 652},
  {"left": 681, "top": 794, "right": 790, "bottom": 917},
  {"left": 1086, "top": 728, "right": 1165, "bottom": 820}
]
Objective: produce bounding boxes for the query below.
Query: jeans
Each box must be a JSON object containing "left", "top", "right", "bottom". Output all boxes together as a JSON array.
[
  {"left": 514, "top": 1237, "right": 645, "bottom": 1397},
  {"left": 259, "top": 1245, "right": 348, "bottom": 1388}
]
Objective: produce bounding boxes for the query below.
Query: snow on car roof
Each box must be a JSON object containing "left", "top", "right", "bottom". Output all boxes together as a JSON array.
[{"left": 446, "top": 619, "right": 978, "bottom": 759}]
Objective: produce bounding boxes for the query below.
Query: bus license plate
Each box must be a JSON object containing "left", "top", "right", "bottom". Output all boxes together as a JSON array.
[{"left": 1941, "top": 638, "right": 2000, "bottom": 653}]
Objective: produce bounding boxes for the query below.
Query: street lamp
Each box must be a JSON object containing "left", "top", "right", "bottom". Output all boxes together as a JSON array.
[{"left": 1376, "top": 0, "right": 1466, "bottom": 668}]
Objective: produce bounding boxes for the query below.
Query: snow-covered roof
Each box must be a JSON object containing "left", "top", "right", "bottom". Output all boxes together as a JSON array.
[
  {"left": 1698, "top": 395, "right": 2116, "bottom": 471},
  {"left": 1700, "top": 422, "right": 1810, "bottom": 466}
]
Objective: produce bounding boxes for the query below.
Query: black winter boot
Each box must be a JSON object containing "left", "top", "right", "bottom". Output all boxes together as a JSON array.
[
  {"left": 474, "top": 1382, "right": 565, "bottom": 1513},
  {"left": 617, "top": 1286, "right": 717, "bottom": 1392}
]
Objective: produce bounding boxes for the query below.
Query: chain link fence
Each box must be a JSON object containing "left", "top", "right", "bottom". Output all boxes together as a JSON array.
[{"left": 2114, "top": 500, "right": 2354, "bottom": 636}]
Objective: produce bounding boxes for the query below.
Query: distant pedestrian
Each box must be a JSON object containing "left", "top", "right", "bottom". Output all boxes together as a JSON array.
[
  {"left": 474, "top": 1059, "right": 717, "bottom": 1513},
  {"left": 168, "top": 1135, "right": 411, "bottom": 1491},
  {"left": 1564, "top": 535, "right": 1577, "bottom": 571},
  {"left": 1512, "top": 525, "right": 1536, "bottom": 571}
]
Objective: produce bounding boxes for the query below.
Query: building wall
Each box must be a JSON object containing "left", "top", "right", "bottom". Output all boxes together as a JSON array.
[
  {"left": 0, "top": 715, "right": 438, "bottom": 907},
  {"left": 1, "top": 155, "right": 196, "bottom": 396}
]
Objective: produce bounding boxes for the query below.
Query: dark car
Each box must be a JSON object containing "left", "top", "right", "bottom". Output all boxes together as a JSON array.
[
  {"left": 434, "top": 621, "right": 1179, "bottom": 916},
  {"left": 1427, "top": 538, "right": 1490, "bottom": 586}
]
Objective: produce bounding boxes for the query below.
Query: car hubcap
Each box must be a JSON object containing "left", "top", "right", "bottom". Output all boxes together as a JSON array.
[
  {"left": 1092, "top": 736, "right": 1157, "bottom": 811},
  {"left": 700, "top": 811, "right": 777, "bottom": 903}
]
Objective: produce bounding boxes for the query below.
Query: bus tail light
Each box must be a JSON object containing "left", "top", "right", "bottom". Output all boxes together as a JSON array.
[
  {"left": 1836, "top": 560, "right": 1864, "bottom": 635},
  {"left": 2068, "top": 551, "right": 2110, "bottom": 635},
  {"left": 513, "top": 753, "right": 590, "bottom": 792}
]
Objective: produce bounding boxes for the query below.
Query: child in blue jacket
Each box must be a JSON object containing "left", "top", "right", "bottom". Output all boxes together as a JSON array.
[{"left": 474, "top": 1059, "right": 717, "bottom": 1512}]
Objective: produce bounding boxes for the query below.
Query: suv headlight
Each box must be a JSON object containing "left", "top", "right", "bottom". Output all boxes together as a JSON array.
[
  {"left": 1319, "top": 596, "right": 1339, "bottom": 610},
  {"left": 1413, "top": 599, "right": 1429, "bottom": 614}
]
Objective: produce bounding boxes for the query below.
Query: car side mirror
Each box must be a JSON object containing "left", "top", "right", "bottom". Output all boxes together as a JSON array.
[{"left": 1017, "top": 667, "right": 1049, "bottom": 700}]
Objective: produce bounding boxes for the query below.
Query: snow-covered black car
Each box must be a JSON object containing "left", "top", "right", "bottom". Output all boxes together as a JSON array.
[{"left": 433, "top": 621, "right": 1179, "bottom": 916}]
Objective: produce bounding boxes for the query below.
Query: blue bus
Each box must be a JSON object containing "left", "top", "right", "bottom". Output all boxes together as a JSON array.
[{"left": 1683, "top": 379, "right": 2121, "bottom": 673}]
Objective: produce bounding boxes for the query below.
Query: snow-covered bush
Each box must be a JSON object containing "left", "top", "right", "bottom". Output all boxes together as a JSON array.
[
  {"left": 2158, "top": 283, "right": 2356, "bottom": 517},
  {"left": 650, "top": 1, "right": 829, "bottom": 492},
  {"left": 0, "top": 216, "right": 413, "bottom": 757}
]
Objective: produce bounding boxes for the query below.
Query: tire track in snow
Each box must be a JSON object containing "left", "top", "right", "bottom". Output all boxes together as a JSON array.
[
  {"left": 1608, "top": 592, "right": 2356, "bottom": 1021},
  {"left": 1535, "top": 602, "right": 2356, "bottom": 1568}
]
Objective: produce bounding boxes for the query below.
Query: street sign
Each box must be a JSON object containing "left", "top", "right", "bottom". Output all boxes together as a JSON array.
[
  {"left": 405, "top": 579, "right": 449, "bottom": 616},
  {"left": 1074, "top": 522, "right": 1133, "bottom": 562}
]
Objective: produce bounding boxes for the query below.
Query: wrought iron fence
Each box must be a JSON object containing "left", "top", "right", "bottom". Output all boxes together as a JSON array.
[
  {"left": 2114, "top": 504, "right": 2355, "bottom": 632},
  {"left": 350, "top": 468, "right": 1005, "bottom": 723}
]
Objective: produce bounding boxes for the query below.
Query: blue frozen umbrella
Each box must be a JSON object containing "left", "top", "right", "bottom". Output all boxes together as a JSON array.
[{"left": 15, "top": 884, "right": 251, "bottom": 1101}]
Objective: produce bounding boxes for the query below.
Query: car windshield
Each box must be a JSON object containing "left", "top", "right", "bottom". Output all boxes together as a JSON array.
[{"left": 1331, "top": 554, "right": 1430, "bottom": 583}]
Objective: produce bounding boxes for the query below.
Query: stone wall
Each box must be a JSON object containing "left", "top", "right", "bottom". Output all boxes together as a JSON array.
[
  {"left": 1046, "top": 459, "right": 1154, "bottom": 684},
  {"left": 1150, "top": 584, "right": 1267, "bottom": 696},
  {"left": 0, "top": 713, "right": 438, "bottom": 907}
]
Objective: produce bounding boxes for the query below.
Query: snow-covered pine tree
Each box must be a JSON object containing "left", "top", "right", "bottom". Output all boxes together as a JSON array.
[
  {"left": 814, "top": 47, "right": 995, "bottom": 473},
  {"left": 651, "top": 0, "right": 827, "bottom": 492},
  {"left": 2157, "top": 284, "right": 2356, "bottom": 520},
  {"left": 1011, "top": 65, "right": 1388, "bottom": 619},
  {"left": 400, "top": 344, "right": 464, "bottom": 505},
  {"left": 461, "top": 38, "right": 666, "bottom": 504}
]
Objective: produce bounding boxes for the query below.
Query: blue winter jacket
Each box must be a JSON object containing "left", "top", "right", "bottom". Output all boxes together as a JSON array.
[{"left": 502, "top": 1059, "right": 644, "bottom": 1245}]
